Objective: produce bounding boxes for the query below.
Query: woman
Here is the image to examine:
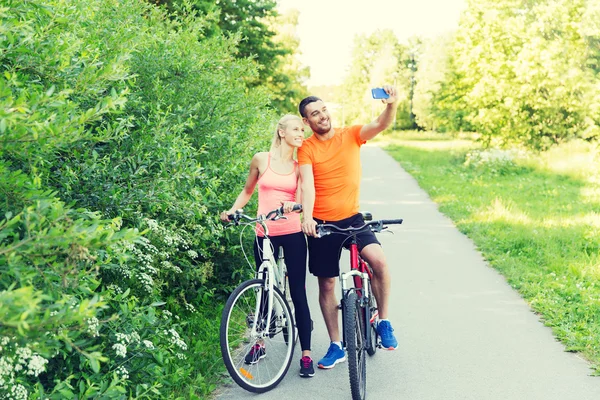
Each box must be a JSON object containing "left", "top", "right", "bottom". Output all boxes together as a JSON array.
[{"left": 220, "top": 114, "right": 314, "bottom": 378}]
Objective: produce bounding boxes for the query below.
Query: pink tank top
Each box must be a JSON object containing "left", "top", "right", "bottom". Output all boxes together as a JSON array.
[{"left": 255, "top": 154, "right": 302, "bottom": 237}]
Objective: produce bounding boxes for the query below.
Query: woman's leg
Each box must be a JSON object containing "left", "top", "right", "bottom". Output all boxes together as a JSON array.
[{"left": 281, "top": 232, "right": 311, "bottom": 353}]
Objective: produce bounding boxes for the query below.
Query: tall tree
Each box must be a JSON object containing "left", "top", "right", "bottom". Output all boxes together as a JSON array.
[
  {"left": 447, "top": 0, "right": 599, "bottom": 148},
  {"left": 412, "top": 34, "right": 453, "bottom": 131},
  {"left": 263, "top": 8, "right": 309, "bottom": 112},
  {"left": 340, "top": 30, "right": 407, "bottom": 125},
  {"left": 153, "top": 0, "right": 307, "bottom": 112}
]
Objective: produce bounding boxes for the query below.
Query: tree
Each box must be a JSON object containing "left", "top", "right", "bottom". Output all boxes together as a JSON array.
[
  {"left": 153, "top": 0, "right": 307, "bottom": 112},
  {"left": 413, "top": 34, "right": 454, "bottom": 131},
  {"left": 447, "top": 0, "right": 600, "bottom": 148},
  {"left": 340, "top": 30, "right": 406, "bottom": 125},
  {"left": 263, "top": 8, "right": 309, "bottom": 112}
]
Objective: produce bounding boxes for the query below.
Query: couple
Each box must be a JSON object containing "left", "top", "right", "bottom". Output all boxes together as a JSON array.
[{"left": 220, "top": 86, "right": 400, "bottom": 378}]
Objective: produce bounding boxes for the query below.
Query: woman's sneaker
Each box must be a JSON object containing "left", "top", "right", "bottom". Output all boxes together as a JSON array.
[
  {"left": 299, "top": 356, "right": 315, "bottom": 378},
  {"left": 244, "top": 344, "right": 266, "bottom": 364},
  {"left": 317, "top": 343, "right": 346, "bottom": 369}
]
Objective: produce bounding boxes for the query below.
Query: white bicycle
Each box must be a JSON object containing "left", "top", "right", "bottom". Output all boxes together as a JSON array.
[{"left": 219, "top": 205, "right": 301, "bottom": 393}]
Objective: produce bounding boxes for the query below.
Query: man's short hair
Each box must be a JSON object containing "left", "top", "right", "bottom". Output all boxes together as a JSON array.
[{"left": 298, "top": 96, "right": 322, "bottom": 118}]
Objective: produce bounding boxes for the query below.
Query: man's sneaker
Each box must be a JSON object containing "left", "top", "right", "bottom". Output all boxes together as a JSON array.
[
  {"left": 299, "top": 356, "right": 315, "bottom": 377},
  {"left": 317, "top": 343, "right": 346, "bottom": 369},
  {"left": 244, "top": 344, "right": 266, "bottom": 364},
  {"left": 377, "top": 320, "right": 398, "bottom": 350}
]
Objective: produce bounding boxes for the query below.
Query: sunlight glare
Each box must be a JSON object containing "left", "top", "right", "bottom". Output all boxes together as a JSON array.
[{"left": 277, "top": 0, "right": 467, "bottom": 87}]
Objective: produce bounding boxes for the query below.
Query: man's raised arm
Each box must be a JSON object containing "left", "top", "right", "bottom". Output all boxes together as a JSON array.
[{"left": 360, "top": 84, "right": 400, "bottom": 142}]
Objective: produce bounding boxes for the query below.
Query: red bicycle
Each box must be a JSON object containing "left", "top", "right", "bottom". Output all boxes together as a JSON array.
[{"left": 316, "top": 213, "right": 403, "bottom": 400}]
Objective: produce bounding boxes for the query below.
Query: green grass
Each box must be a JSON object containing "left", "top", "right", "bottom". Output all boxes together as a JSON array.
[{"left": 379, "top": 131, "right": 600, "bottom": 373}]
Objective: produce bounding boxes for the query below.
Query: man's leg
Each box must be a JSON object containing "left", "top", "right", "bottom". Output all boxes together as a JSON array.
[
  {"left": 360, "top": 243, "right": 398, "bottom": 349},
  {"left": 316, "top": 276, "right": 346, "bottom": 368},
  {"left": 360, "top": 243, "right": 390, "bottom": 318},
  {"left": 318, "top": 276, "right": 340, "bottom": 341}
]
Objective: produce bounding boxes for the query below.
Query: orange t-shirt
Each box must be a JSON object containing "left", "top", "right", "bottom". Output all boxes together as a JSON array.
[{"left": 297, "top": 125, "right": 364, "bottom": 221}]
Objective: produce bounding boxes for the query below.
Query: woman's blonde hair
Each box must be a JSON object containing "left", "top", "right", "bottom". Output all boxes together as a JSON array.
[{"left": 270, "top": 114, "right": 302, "bottom": 152}]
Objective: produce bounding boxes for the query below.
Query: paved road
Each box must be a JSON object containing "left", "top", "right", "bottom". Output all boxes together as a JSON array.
[{"left": 214, "top": 145, "right": 600, "bottom": 400}]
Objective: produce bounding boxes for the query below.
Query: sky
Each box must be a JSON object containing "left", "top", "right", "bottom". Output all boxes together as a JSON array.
[{"left": 277, "top": 0, "right": 467, "bottom": 87}]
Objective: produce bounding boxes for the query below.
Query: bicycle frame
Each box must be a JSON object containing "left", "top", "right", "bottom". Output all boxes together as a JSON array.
[
  {"left": 249, "top": 235, "right": 286, "bottom": 339},
  {"left": 220, "top": 205, "right": 300, "bottom": 393},
  {"left": 340, "top": 240, "right": 374, "bottom": 349},
  {"left": 341, "top": 243, "right": 371, "bottom": 299}
]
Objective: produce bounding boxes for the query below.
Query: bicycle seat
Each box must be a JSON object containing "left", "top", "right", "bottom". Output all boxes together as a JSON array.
[{"left": 360, "top": 211, "right": 373, "bottom": 221}]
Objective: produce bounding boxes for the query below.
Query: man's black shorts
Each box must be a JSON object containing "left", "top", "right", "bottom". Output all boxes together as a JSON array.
[{"left": 307, "top": 213, "right": 381, "bottom": 278}]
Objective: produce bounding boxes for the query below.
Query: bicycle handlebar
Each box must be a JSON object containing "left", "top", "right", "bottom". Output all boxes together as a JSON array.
[
  {"left": 227, "top": 204, "right": 303, "bottom": 226},
  {"left": 316, "top": 218, "right": 403, "bottom": 238}
]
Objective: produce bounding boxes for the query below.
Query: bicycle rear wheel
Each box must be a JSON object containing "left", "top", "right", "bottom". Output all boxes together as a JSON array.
[
  {"left": 366, "top": 281, "right": 379, "bottom": 356},
  {"left": 220, "top": 279, "right": 295, "bottom": 393},
  {"left": 343, "top": 291, "right": 367, "bottom": 400}
]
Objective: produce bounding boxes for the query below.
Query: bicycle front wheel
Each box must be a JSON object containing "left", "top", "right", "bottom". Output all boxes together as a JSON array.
[
  {"left": 344, "top": 291, "right": 367, "bottom": 400},
  {"left": 220, "top": 279, "right": 295, "bottom": 393},
  {"left": 280, "top": 262, "right": 298, "bottom": 347}
]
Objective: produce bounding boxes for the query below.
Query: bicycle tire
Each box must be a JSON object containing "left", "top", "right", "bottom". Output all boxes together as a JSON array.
[
  {"left": 281, "top": 270, "right": 298, "bottom": 346},
  {"left": 220, "top": 279, "right": 295, "bottom": 393},
  {"left": 366, "top": 284, "right": 379, "bottom": 356},
  {"left": 344, "top": 291, "right": 367, "bottom": 400}
]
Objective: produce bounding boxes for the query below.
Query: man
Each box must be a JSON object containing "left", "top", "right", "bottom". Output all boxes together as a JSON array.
[{"left": 297, "top": 85, "right": 399, "bottom": 369}]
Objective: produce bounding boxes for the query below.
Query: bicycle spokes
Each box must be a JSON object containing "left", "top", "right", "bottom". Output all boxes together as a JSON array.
[{"left": 220, "top": 280, "right": 296, "bottom": 393}]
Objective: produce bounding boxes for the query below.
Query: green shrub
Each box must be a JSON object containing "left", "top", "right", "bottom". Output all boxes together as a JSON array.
[{"left": 1, "top": 0, "right": 277, "bottom": 397}]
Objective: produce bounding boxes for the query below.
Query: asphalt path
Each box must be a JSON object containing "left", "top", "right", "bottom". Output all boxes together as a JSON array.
[{"left": 214, "top": 144, "right": 600, "bottom": 400}]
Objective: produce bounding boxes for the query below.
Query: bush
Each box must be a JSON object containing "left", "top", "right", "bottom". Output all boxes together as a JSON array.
[{"left": 1, "top": 0, "right": 276, "bottom": 397}]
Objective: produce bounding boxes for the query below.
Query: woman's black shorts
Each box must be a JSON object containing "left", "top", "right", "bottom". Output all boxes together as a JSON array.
[{"left": 307, "top": 213, "right": 380, "bottom": 278}]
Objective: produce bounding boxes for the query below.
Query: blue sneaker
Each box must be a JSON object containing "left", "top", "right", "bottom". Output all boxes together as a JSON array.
[
  {"left": 317, "top": 343, "right": 346, "bottom": 369},
  {"left": 377, "top": 320, "right": 398, "bottom": 350}
]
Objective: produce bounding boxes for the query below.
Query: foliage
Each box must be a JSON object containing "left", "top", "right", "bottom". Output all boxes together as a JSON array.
[
  {"left": 153, "top": 0, "right": 308, "bottom": 113},
  {"left": 412, "top": 34, "right": 472, "bottom": 132},
  {"left": 0, "top": 0, "right": 276, "bottom": 397},
  {"left": 262, "top": 8, "right": 310, "bottom": 113},
  {"left": 429, "top": 0, "right": 600, "bottom": 148},
  {"left": 338, "top": 29, "right": 408, "bottom": 126}
]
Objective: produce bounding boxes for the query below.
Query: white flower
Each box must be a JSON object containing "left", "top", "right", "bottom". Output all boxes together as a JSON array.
[
  {"left": 87, "top": 317, "right": 100, "bottom": 337},
  {"left": 116, "top": 365, "right": 129, "bottom": 380},
  {"left": 10, "top": 383, "right": 28, "bottom": 400},
  {"left": 26, "top": 355, "right": 48, "bottom": 377},
  {"left": 184, "top": 303, "right": 196, "bottom": 313},
  {"left": 163, "top": 328, "right": 187, "bottom": 351},
  {"left": 15, "top": 346, "right": 32, "bottom": 362},
  {"left": 187, "top": 250, "right": 198, "bottom": 259},
  {"left": 142, "top": 340, "right": 154, "bottom": 350},
  {"left": 112, "top": 343, "right": 127, "bottom": 358},
  {"left": 116, "top": 333, "right": 130, "bottom": 344}
]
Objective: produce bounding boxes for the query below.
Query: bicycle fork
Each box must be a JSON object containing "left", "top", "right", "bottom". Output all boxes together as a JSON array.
[
  {"left": 249, "top": 248, "right": 277, "bottom": 339},
  {"left": 340, "top": 244, "right": 372, "bottom": 348}
]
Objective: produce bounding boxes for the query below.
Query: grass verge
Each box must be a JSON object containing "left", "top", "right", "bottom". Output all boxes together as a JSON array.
[{"left": 378, "top": 131, "right": 600, "bottom": 374}]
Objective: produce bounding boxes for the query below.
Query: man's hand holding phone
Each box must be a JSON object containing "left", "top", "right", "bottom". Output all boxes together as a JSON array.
[{"left": 371, "top": 85, "right": 398, "bottom": 104}]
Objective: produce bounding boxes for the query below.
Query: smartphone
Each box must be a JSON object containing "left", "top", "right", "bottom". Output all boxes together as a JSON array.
[{"left": 371, "top": 87, "right": 389, "bottom": 99}]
